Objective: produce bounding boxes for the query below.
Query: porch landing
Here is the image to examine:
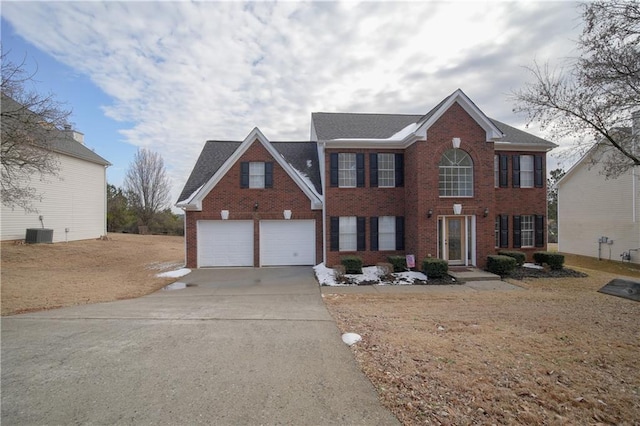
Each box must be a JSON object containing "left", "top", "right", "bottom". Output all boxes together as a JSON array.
[{"left": 448, "top": 267, "right": 500, "bottom": 283}]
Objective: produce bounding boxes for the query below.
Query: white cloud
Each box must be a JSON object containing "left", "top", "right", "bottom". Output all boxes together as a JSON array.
[{"left": 2, "top": 1, "right": 583, "bottom": 203}]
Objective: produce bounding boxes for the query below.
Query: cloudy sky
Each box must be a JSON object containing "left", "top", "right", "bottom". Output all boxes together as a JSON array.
[{"left": 2, "top": 1, "right": 583, "bottom": 206}]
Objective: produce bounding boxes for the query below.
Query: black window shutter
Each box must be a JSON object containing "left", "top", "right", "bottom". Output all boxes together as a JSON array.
[
  {"left": 535, "top": 215, "right": 545, "bottom": 247},
  {"left": 330, "top": 153, "right": 338, "bottom": 187},
  {"left": 513, "top": 215, "right": 522, "bottom": 248},
  {"left": 357, "top": 217, "right": 366, "bottom": 251},
  {"left": 356, "top": 153, "right": 365, "bottom": 187},
  {"left": 395, "top": 154, "right": 404, "bottom": 187},
  {"left": 370, "top": 217, "right": 379, "bottom": 251},
  {"left": 264, "top": 162, "right": 273, "bottom": 188},
  {"left": 330, "top": 217, "right": 339, "bottom": 251},
  {"left": 500, "top": 215, "right": 509, "bottom": 248},
  {"left": 499, "top": 154, "right": 508, "bottom": 187},
  {"left": 534, "top": 156, "right": 543, "bottom": 188},
  {"left": 512, "top": 155, "right": 520, "bottom": 188},
  {"left": 370, "top": 154, "right": 378, "bottom": 188},
  {"left": 396, "top": 216, "right": 405, "bottom": 250},
  {"left": 240, "top": 162, "right": 249, "bottom": 188}
]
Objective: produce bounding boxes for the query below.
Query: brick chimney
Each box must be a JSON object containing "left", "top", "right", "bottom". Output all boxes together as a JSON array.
[{"left": 63, "top": 124, "right": 84, "bottom": 144}]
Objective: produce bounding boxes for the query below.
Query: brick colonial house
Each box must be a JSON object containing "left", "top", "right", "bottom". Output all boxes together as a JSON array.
[{"left": 177, "top": 89, "right": 556, "bottom": 269}]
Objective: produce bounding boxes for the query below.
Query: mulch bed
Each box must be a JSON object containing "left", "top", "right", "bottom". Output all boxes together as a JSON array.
[{"left": 506, "top": 266, "right": 588, "bottom": 280}]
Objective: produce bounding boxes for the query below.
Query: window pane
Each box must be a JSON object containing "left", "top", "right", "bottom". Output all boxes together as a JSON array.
[
  {"left": 521, "top": 155, "right": 534, "bottom": 188},
  {"left": 378, "top": 153, "right": 395, "bottom": 187},
  {"left": 249, "top": 162, "right": 264, "bottom": 188},
  {"left": 522, "top": 215, "right": 534, "bottom": 247},
  {"left": 339, "top": 216, "right": 357, "bottom": 251},
  {"left": 338, "top": 153, "right": 356, "bottom": 188},
  {"left": 494, "top": 155, "right": 499, "bottom": 188},
  {"left": 439, "top": 149, "right": 473, "bottom": 196},
  {"left": 495, "top": 216, "right": 500, "bottom": 248},
  {"left": 379, "top": 216, "right": 396, "bottom": 250}
]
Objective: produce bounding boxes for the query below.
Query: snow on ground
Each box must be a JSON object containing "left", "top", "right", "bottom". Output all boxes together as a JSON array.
[
  {"left": 523, "top": 262, "right": 544, "bottom": 270},
  {"left": 314, "top": 263, "right": 427, "bottom": 286},
  {"left": 342, "top": 333, "right": 362, "bottom": 346},
  {"left": 156, "top": 268, "right": 191, "bottom": 278}
]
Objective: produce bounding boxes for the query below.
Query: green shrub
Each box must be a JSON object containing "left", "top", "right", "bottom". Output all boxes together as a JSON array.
[
  {"left": 498, "top": 250, "right": 526, "bottom": 266},
  {"left": 533, "top": 251, "right": 565, "bottom": 270},
  {"left": 387, "top": 256, "right": 407, "bottom": 272},
  {"left": 341, "top": 256, "right": 363, "bottom": 274},
  {"left": 486, "top": 255, "right": 517, "bottom": 276},
  {"left": 422, "top": 258, "right": 448, "bottom": 279}
]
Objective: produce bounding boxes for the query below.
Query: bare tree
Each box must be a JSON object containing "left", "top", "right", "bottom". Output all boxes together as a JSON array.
[
  {"left": 1, "top": 50, "right": 72, "bottom": 211},
  {"left": 124, "top": 148, "right": 171, "bottom": 229},
  {"left": 511, "top": 0, "right": 640, "bottom": 178}
]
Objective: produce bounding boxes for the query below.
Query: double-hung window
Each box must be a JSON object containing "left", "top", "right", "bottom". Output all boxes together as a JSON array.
[
  {"left": 521, "top": 215, "right": 534, "bottom": 247},
  {"left": 240, "top": 162, "right": 273, "bottom": 189},
  {"left": 520, "top": 155, "right": 534, "bottom": 188},
  {"left": 339, "top": 216, "right": 357, "bottom": 251},
  {"left": 378, "top": 216, "right": 396, "bottom": 250},
  {"left": 494, "top": 155, "right": 499, "bottom": 188},
  {"left": 378, "top": 154, "right": 395, "bottom": 187},
  {"left": 338, "top": 153, "right": 356, "bottom": 188}
]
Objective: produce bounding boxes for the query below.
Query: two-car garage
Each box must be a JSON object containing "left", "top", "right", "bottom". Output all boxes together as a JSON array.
[{"left": 197, "top": 220, "right": 316, "bottom": 267}]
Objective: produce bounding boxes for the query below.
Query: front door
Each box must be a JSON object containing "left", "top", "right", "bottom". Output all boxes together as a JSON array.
[{"left": 439, "top": 216, "right": 469, "bottom": 265}]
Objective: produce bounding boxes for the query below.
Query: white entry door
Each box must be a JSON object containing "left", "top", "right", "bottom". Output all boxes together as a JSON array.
[
  {"left": 197, "top": 220, "right": 253, "bottom": 267},
  {"left": 259, "top": 220, "right": 315, "bottom": 266}
]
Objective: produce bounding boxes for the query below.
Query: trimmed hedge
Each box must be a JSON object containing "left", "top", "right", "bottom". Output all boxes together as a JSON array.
[
  {"left": 387, "top": 255, "right": 407, "bottom": 272},
  {"left": 487, "top": 255, "right": 517, "bottom": 276},
  {"left": 533, "top": 251, "right": 565, "bottom": 270},
  {"left": 422, "top": 258, "right": 448, "bottom": 279},
  {"left": 498, "top": 250, "right": 526, "bottom": 266},
  {"left": 341, "top": 256, "right": 363, "bottom": 274}
]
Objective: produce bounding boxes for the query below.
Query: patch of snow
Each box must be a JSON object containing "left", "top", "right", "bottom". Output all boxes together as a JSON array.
[
  {"left": 314, "top": 263, "right": 428, "bottom": 286},
  {"left": 289, "top": 165, "right": 322, "bottom": 199},
  {"left": 523, "top": 262, "right": 544, "bottom": 270},
  {"left": 391, "top": 271, "right": 427, "bottom": 285},
  {"left": 386, "top": 122, "right": 418, "bottom": 140},
  {"left": 156, "top": 268, "right": 191, "bottom": 278},
  {"left": 162, "top": 282, "right": 187, "bottom": 291},
  {"left": 342, "top": 333, "right": 362, "bottom": 346},
  {"left": 437, "top": 326, "right": 445, "bottom": 331},
  {"left": 314, "top": 263, "right": 337, "bottom": 285},
  {"left": 146, "top": 261, "right": 185, "bottom": 271}
]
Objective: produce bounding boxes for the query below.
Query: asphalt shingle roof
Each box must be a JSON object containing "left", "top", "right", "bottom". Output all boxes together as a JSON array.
[
  {"left": 177, "top": 140, "right": 321, "bottom": 204},
  {"left": 1, "top": 95, "right": 110, "bottom": 166}
]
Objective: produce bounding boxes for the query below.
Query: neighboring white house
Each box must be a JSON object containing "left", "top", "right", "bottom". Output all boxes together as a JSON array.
[
  {"left": 1, "top": 96, "right": 111, "bottom": 243},
  {"left": 558, "top": 113, "right": 640, "bottom": 263}
]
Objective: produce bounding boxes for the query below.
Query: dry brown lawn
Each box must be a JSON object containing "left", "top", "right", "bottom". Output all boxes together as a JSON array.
[
  {"left": 3, "top": 236, "right": 640, "bottom": 424},
  {"left": 1, "top": 233, "right": 184, "bottom": 316},
  {"left": 324, "top": 258, "right": 640, "bottom": 425}
]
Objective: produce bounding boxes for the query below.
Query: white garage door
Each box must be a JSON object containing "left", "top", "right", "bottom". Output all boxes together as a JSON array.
[
  {"left": 260, "top": 220, "right": 315, "bottom": 266},
  {"left": 197, "top": 220, "right": 253, "bottom": 267}
]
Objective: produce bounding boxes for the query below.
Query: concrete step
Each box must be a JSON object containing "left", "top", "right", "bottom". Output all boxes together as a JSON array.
[{"left": 448, "top": 268, "right": 500, "bottom": 282}]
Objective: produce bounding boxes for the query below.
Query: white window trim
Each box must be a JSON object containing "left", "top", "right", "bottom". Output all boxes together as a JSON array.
[
  {"left": 249, "top": 162, "right": 265, "bottom": 189},
  {"left": 439, "top": 149, "right": 474, "bottom": 197},
  {"left": 378, "top": 153, "right": 395, "bottom": 188},
  {"left": 520, "top": 155, "right": 534, "bottom": 188},
  {"left": 521, "top": 215, "right": 534, "bottom": 247},
  {"left": 494, "top": 155, "right": 499, "bottom": 188},
  {"left": 378, "top": 216, "right": 396, "bottom": 251},
  {"left": 338, "top": 153, "right": 356, "bottom": 188},
  {"left": 339, "top": 216, "right": 357, "bottom": 251}
]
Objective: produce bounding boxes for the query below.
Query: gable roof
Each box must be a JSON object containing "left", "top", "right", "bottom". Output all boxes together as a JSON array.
[
  {"left": 1, "top": 94, "right": 110, "bottom": 166},
  {"left": 311, "top": 89, "right": 556, "bottom": 150},
  {"left": 176, "top": 128, "right": 322, "bottom": 209}
]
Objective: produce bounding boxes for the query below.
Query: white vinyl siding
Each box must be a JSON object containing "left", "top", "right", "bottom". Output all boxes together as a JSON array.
[
  {"left": 521, "top": 215, "right": 534, "bottom": 247},
  {"left": 378, "top": 153, "right": 395, "bottom": 187},
  {"left": 339, "top": 216, "right": 357, "bottom": 251},
  {"left": 378, "top": 216, "right": 396, "bottom": 250},
  {"left": 558, "top": 144, "right": 640, "bottom": 263},
  {"left": 1, "top": 152, "right": 107, "bottom": 242},
  {"left": 249, "top": 162, "right": 265, "bottom": 188},
  {"left": 338, "top": 153, "right": 356, "bottom": 188},
  {"left": 520, "top": 155, "right": 534, "bottom": 188}
]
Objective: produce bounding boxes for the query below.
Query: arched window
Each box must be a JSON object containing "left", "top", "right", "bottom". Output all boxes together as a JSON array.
[{"left": 439, "top": 149, "right": 473, "bottom": 197}]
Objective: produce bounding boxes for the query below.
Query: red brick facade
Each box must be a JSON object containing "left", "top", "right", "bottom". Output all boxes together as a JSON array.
[
  {"left": 324, "top": 103, "right": 548, "bottom": 268},
  {"left": 184, "top": 140, "right": 322, "bottom": 268},
  {"left": 183, "top": 99, "right": 549, "bottom": 269}
]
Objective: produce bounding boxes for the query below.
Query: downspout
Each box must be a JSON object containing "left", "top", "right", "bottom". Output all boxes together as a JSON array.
[{"left": 104, "top": 165, "right": 108, "bottom": 237}]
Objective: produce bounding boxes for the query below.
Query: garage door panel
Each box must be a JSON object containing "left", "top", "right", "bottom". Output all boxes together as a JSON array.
[
  {"left": 198, "top": 221, "right": 253, "bottom": 267},
  {"left": 260, "top": 220, "right": 315, "bottom": 266}
]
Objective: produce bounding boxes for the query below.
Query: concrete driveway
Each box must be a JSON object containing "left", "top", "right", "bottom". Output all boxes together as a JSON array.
[{"left": 1, "top": 267, "right": 399, "bottom": 425}]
